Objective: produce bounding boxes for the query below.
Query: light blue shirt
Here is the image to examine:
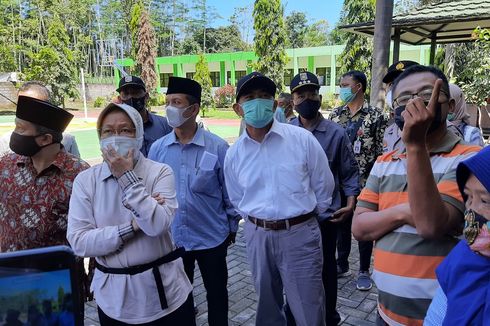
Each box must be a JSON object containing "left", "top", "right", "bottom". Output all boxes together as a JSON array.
[
  {"left": 224, "top": 120, "right": 334, "bottom": 220},
  {"left": 148, "top": 126, "right": 239, "bottom": 251}
]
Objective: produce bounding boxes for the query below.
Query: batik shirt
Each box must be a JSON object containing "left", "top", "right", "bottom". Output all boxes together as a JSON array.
[
  {"left": 0, "top": 150, "right": 89, "bottom": 252},
  {"left": 329, "top": 101, "right": 388, "bottom": 186}
]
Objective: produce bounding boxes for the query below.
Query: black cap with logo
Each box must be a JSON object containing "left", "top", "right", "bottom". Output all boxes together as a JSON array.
[
  {"left": 235, "top": 72, "right": 276, "bottom": 102},
  {"left": 116, "top": 75, "right": 146, "bottom": 93}
]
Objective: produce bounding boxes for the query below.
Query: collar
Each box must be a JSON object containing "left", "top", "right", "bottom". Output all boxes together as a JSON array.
[
  {"left": 15, "top": 148, "right": 70, "bottom": 171},
  {"left": 101, "top": 155, "right": 146, "bottom": 181},
  {"left": 144, "top": 111, "right": 153, "bottom": 126},
  {"left": 243, "top": 119, "right": 285, "bottom": 143},
  {"left": 163, "top": 125, "right": 205, "bottom": 147},
  {"left": 296, "top": 114, "right": 327, "bottom": 132},
  {"left": 342, "top": 101, "right": 370, "bottom": 117},
  {"left": 393, "top": 129, "right": 460, "bottom": 160}
]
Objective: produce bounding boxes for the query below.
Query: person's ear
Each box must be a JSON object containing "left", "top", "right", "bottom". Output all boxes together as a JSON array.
[
  {"left": 447, "top": 98, "right": 456, "bottom": 114},
  {"left": 319, "top": 94, "right": 323, "bottom": 102},
  {"left": 233, "top": 102, "right": 243, "bottom": 117},
  {"left": 36, "top": 133, "right": 53, "bottom": 146}
]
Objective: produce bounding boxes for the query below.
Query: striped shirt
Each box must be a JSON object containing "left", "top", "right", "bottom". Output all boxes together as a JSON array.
[{"left": 357, "top": 130, "right": 480, "bottom": 326}]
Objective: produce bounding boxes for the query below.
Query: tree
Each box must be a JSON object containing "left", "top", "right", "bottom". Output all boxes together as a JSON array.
[
  {"left": 253, "top": 0, "right": 288, "bottom": 91},
  {"left": 304, "top": 20, "right": 330, "bottom": 47},
  {"left": 285, "top": 11, "right": 307, "bottom": 48},
  {"left": 179, "top": 25, "right": 249, "bottom": 55},
  {"left": 24, "top": 14, "right": 79, "bottom": 108},
  {"left": 337, "top": 0, "right": 376, "bottom": 83},
  {"left": 194, "top": 54, "right": 214, "bottom": 116},
  {"left": 229, "top": 5, "right": 253, "bottom": 47},
  {"left": 452, "top": 28, "right": 490, "bottom": 105},
  {"left": 137, "top": 8, "right": 157, "bottom": 92},
  {"left": 129, "top": 1, "right": 143, "bottom": 62}
]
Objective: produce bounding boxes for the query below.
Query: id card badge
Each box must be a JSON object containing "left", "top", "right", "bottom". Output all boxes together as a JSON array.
[{"left": 353, "top": 140, "right": 362, "bottom": 154}]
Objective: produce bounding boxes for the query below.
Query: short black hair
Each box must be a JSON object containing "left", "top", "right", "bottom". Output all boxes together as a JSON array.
[
  {"left": 185, "top": 94, "right": 200, "bottom": 106},
  {"left": 278, "top": 92, "right": 292, "bottom": 101},
  {"left": 392, "top": 65, "right": 450, "bottom": 98},
  {"left": 342, "top": 70, "right": 367, "bottom": 92},
  {"left": 35, "top": 124, "right": 63, "bottom": 143}
]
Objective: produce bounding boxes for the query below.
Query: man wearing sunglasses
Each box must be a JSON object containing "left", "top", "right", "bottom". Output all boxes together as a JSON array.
[{"left": 352, "top": 65, "right": 481, "bottom": 325}]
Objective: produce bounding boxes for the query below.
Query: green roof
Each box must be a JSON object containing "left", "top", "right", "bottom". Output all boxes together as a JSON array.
[{"left": 341, "top": 0, "right": 490, "bottom": 45}]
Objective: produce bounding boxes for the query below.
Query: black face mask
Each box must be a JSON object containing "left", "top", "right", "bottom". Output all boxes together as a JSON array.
[
  {"left": 394, "top": 101, "right": 443, "bottom": 133},
  {"left": 9, "top": 132, "right": 50, "bottom": 157},
  {"left": 123, "top": 96, "right": 146, "bottom": 112},
  {"left": 295, "top": 99, "right": 321, "bottom": 120}
]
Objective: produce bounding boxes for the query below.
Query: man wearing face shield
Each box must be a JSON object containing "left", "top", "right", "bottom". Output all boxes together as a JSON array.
[
  {"left": 287, "top": 72, "right": 360, "bottom": 325},
  {"left": 68, "top": 102, "right": 195, "bottom": 325},
  {"left": 329, "top": 70, "right": 388, "bottom": 291},
  {"left": 148, "top": 77, "right": 240, "bottom": 326},
  {"left": 352, "top": 65, "right": 481, "bottom": 325},
  {"left": 224, "top": 72, "right": 334, "bottom": 326},
  {"left": 116, "top": 75, "right": 172, "bottom": 157}
]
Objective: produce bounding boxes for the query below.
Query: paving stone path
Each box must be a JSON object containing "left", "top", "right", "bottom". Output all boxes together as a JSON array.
[{"left": 84, "top": 223, "right": 378, "bottom": 326}]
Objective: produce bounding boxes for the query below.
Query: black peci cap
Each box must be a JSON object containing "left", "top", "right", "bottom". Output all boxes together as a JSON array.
[
  {"left": 235, "top": 72, "right": 276, "bottom": 102},
  {"left": 16, "top": 96, "right": 73, "bottom": 132},
  {"left": 166, "top": 77, "right": 202, "bottom": 103}
]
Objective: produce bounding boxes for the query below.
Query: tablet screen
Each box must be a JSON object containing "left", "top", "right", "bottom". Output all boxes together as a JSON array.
[{"left": 0, "top": 248, "right": 78, "bottom": 326}]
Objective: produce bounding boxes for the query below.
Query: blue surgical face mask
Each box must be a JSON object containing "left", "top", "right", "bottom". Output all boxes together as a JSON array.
[
  {"left": 241, "top": 98, "right": 274, "bottom": 128},
  {"left": 339, "top": 85, "right": 359, "bottom": 104},
  {"left": 447, "top": 112, "right": 454, "bottom": 121}
]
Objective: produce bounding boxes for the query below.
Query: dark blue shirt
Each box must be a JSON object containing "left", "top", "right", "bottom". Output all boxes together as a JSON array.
[
  {"left": 141, "top": 112, "right": 172, "bottom": 157},
  {"left": 291, "top": 116, "right": 360, "bottom": 220}
]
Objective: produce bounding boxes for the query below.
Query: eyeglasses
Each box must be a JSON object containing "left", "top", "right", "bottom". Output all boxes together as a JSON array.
[
  {"left": 98, "top": 127, "right": 136, "bottom": 138},
  {"left": 392, "top": 88, "right": 448, "bottom": 108}
]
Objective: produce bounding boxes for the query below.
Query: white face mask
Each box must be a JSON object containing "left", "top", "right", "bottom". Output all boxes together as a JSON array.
[
  {"left": 100, "top": 136, "right": 140, "bottom": 161},
  {"left": 165, "top": 104, "right": 193, "bottom": 128},
  {"left": 386, "top": 88, "right": 393, "bottom": 110}
]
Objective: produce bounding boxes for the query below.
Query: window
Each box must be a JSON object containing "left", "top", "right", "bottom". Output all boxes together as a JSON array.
[
  {"left": 210, "top": 72, "right": 220, "bottom": 87},
  {"left": 284, "top": 69, "right": 294, "bottom": 86},
  {"left": 186, "top": 72, "right": 195, "bottom": 80},
  {"left": 160, "top": 73, "right": 173, "bottom": 87},
  {"left": 226, "top": 70, "right": 247, "bottom": 85},
  {"left": 316, "top": 67, "right": 327, "bottom": 86}
]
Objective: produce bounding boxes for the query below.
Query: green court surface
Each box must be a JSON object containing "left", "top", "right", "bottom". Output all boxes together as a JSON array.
[{"left": 71, "top": 125, "right": 239, "bottom": 161}]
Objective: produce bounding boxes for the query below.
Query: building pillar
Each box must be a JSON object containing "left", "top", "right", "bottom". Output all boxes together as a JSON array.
[
  {"left": 329, "top": 53, "right": 336, "bottom": 94},
  {"left": 155, "top": 63, "right": 162, "bottom": 93},
  {"left": 308, "top": 56, "right": 315, "bottom": 73},
  {"left": 429, "top": 33, "right": 437, "bottom": 65},
  {"left": 393, "top": 28, "right": 401, "bottom": 64},
  {"left": 230, "top": 61, "right": 236, "bottom": 86},
  {"left": 114, "top": 64, "right": 120, "bottom": 86},
  {"left": 246, "top": 60, "right": 253, "bottom": 74},
  {"left": 293, "top": 50, "right": 299, "bottom": 75},
  {"left": 220, "top": 61, "right": 226, "bottom": 86}
]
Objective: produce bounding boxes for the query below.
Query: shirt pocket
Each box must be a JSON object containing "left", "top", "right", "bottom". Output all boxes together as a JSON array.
[
  {"left": 277, "top": 163, "right": 308, "bottom": 195},
  {"left": 190, "top": 169, "right": 220, "bottom": 194}
]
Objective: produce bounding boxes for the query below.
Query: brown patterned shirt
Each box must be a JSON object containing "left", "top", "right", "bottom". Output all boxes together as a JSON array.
[{"left": 0, "top": 150, "right": 89, "bottom": 252}]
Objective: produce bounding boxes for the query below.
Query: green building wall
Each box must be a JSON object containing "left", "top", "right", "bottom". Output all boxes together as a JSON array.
[{"left": 114, "top": 44, "right": 431, "bottom": 94}]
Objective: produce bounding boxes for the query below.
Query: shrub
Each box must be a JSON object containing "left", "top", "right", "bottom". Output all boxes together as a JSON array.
[
  {"left": 148, "top": 93, "right": 166, "bottom": 106},
  {"left": 214, "top": 84, "right": 235, "bottom": 108},
  {"left": 94, "top": 96, "right": 105, "bottom": 108}
]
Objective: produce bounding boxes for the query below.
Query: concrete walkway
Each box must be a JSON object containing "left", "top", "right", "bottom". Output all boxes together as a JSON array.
[{"left": 84, "top": 223, "right": 378, "bottom": 326}]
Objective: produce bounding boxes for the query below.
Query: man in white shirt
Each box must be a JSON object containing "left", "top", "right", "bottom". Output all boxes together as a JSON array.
[{"left": 224, "top": 72, "right": 334, "bottom": 326}]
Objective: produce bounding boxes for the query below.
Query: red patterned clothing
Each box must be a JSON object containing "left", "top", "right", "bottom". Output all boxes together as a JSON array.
[{"left": 0, "top": 150, "right": 89, "bottom": 252}]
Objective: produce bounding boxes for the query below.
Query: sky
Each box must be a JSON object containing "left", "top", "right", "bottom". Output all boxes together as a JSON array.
[{"left": 207, "top": 0, "right": 343, "bottom": 29}]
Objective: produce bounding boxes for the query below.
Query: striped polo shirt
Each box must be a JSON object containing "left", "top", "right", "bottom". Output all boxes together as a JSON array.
[{"left": 357, "top": 130, "right": 480, "bottom": 326}]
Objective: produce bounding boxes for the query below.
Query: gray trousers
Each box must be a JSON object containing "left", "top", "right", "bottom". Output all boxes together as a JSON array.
[{"left": 244, "top": 218, "right": 326, "bottom": 326}]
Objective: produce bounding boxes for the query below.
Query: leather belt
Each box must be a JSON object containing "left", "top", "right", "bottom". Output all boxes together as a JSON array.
[
  {"left": 248, "top": 211, "right": 315, "bottom": 230},
  {"left": 95, "top": 247, "right": 184, "bottom": 310}
]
